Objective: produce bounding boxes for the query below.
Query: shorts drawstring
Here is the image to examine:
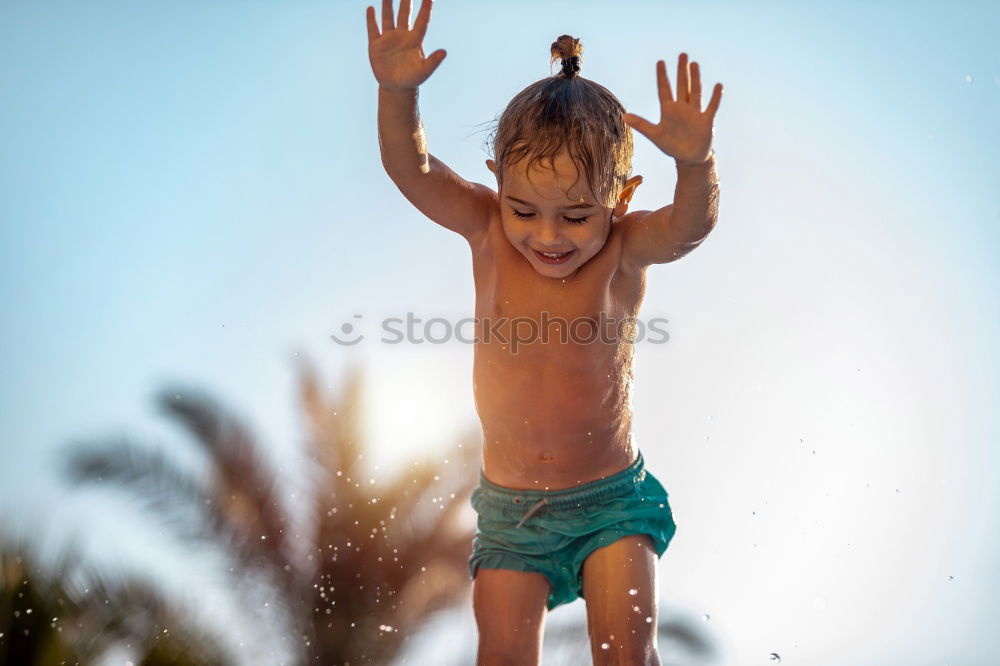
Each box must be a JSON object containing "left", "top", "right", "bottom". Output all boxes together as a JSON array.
[{"left": 516, "top": 497, "right": 548, "bottom": 528}]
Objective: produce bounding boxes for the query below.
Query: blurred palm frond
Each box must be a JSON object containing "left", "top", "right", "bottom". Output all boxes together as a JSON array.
[
  {"left": 0, "top": 542, "right": 228, "bottom": 665},
  {"left": 296, "top": 359, "right": 479, "bottom": 665},
  {"left": 25, "top": 357, "right": 482, "bottom": 666}
]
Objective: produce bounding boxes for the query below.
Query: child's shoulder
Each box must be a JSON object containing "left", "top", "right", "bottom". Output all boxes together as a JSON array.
[
  {"left": 465, "top": 185, "right": 501, "bottom": 254},
  {"left": 610, "top": 209, "right": 654, "bottom": 275},
  {"left": 613, "top": 206, "right": 691, "bottom": 271}
]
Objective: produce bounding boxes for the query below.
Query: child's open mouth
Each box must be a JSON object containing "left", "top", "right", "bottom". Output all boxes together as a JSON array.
[{"left": 533, "top": 248, "right": 575, "bottom": 265}]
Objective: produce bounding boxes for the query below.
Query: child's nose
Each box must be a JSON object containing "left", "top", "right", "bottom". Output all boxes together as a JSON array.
[{"left": 535, "top": 220, "right": 561, "bottom": 245}]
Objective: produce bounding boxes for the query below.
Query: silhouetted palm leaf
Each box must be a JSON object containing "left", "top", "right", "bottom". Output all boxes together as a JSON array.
[
  {"left": 0, "top": 540, "right": 228, "bottom": 665},
  {"left": 66, "top": 435, "right": 222, "bottom": 543},
  {"left": 62, "top": 395, "right": 307, "bottom": 663},
  {"left": 154, "top": 387, "right": 291, "bottom": 580},
  {"left": 1, "top": 545, "right": 81, "bottom": 665},
  {"left": 296, "top": 358, "right": 479, "bottom": 665},
  {"left": 41, "top": 357, "right": 480, "bottom": 665}
]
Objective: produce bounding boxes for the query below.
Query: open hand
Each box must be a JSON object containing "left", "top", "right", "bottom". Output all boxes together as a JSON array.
[
  {"left": 366, "top": 0, "right": 446, "bottom": 91},
  {"left": 624, "top": 53, "right": 723, "bottom": 166}
]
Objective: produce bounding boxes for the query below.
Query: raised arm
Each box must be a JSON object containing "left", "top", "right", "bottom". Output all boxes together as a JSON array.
[
  {"left": 619, "top": 153, "right": 719, "bottom": 267},
  {"left": 367, "top": 0, "right": 494, "bottom": 246},
  {"left": 619, "top": 53, "right": 723, "bottom": 268}
]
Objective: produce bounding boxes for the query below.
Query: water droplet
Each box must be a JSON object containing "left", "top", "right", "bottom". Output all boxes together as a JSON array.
[
  {"left": 948, "top": 575, "right": 955, "bottom": 581},
  {"left": 964, "top": 73, "right": 973, "bottom": 83},
  {"left": 632, "top": 606, "right": 640, "bottom": 612},
  {"left": 769, "top": 653, "right": 781, "bottom": 662},
  {"left": 628, "top": 588, "right": 638, "bottom": 596},
  {"left": 702, "top": 613, "right": 711, "bottom": 621},
  {"left": 645, "top": 616, "right": 652, "bottom": 623},
  {"left": 600, "top": 642, "right": 610, "bottom": 650}
]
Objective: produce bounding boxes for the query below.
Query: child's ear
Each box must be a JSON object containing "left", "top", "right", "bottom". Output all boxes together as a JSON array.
[
  {"left": 486, "top": 159, "right": 497, "bottom": 176},
  {"left": 613, "top": 175, "right": 643, "bottom": 218}
]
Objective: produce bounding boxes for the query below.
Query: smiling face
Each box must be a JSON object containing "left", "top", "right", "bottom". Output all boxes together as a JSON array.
[{"left": 489, "top": 151, "right": 619, "bottom": 279}]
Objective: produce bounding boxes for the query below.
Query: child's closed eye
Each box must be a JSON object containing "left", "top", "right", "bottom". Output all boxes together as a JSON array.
[{"left": 511, "top": 209, "right": 590, "bottom": 225}]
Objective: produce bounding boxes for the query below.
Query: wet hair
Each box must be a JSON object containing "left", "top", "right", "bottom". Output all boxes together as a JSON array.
[{"left": 487, "top": 35, "right": 633, "bottom": 208}]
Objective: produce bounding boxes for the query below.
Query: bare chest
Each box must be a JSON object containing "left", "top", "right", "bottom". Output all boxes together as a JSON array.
[{"left": 471, "top": 215, "right": 644, "bottom": 330}]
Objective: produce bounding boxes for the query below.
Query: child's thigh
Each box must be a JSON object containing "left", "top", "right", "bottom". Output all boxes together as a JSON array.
[
  {"left": 581, "top": 534, "right": 659, "bottom": 657},
  {"left": 472, "top": 568, "right": 550, "bottom": 656}
]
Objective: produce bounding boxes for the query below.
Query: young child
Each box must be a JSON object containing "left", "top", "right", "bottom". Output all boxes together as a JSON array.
[{"left": 367, "top": 1, "right": 722, "bottom": 664}]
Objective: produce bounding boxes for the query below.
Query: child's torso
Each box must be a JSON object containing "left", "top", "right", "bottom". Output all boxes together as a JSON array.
[{"left": 470, "top": 211, "right": 648, "bottom": 490}]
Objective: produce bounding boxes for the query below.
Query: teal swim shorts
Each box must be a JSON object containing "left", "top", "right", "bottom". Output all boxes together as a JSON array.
[{"left": 467, "top": 450, "right": 677, "bottom": 610}]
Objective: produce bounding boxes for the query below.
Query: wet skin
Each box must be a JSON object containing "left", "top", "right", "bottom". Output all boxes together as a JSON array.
[{"left": 472, "top": 151, "right": 646, "bottom": 490}]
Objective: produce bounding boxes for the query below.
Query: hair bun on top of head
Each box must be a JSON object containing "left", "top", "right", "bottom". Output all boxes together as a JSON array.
[{"left": 550, "top": 34, "right": 583, "bottom": 79}]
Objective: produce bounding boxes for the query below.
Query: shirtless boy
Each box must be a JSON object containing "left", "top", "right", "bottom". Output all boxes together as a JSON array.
[{"left": 367, "top": 1, "right": 722, "bottom": 663}]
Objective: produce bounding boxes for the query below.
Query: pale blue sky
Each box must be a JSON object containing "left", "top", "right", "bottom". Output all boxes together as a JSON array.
[{"left": 1, "top": 1, "right": 998, "bottom": 663}]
